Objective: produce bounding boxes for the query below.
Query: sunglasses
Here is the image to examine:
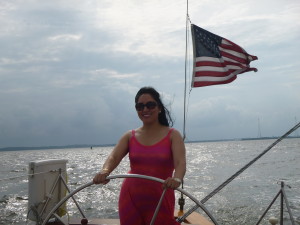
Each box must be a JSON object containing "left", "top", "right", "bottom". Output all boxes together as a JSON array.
[{"left": 135, "top": 101, "right": 157, "bottom": 111}]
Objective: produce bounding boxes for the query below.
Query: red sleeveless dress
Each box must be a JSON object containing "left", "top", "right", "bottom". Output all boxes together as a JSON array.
[{"left": 118, "top": 128, "right": 180, "bottom": 225}]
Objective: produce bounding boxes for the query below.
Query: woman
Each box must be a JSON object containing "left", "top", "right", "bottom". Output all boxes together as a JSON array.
[{"left": 93, "top": 87, "right": 186, "bottom": 225}]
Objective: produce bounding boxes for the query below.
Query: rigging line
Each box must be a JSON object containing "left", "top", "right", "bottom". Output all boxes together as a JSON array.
[
  {"left": 187, "top": 22, "right": 192, "bottom": 95},
  {"left": 178, "top": 121, "right": 300, "bottom": 223},
  {"left": 0, "top": 175, "right": 29, "bottom": 182},
  {"left": 183, "top": 2, "right": 193, "bottom": 141},
  {"left": 183, "top": 0, "right": 190, "bottom": 141},
  {"left": 0, "top": 170, "right": 64, "bottom": 182},
  {"left": 184, "top": 23, "right": 193, "bottom": 142}
]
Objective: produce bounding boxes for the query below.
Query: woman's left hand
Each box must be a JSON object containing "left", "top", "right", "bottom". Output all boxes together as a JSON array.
[{"left": 163, "top": 177, "right": 182, "bottom": 189}]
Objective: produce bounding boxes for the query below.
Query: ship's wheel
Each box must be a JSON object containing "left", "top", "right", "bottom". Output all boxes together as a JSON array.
[{"left": 41, "top": 174, "right": 219, "bottom": 225}]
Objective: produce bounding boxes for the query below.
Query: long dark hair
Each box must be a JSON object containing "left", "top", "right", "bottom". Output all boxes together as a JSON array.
[{"left": 135, "top": 87, "right": 173, "bottom": 127}]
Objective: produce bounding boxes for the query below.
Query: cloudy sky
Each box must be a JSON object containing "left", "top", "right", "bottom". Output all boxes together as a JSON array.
[{"left": 1, "top": 0, "right": 299, "bottom": 148}]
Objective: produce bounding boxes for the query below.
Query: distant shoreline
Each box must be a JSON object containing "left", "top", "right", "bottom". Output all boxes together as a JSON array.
[
  {"left": 1, "top": 136, "right": 299, "bottom": 152},
  {"left": 0, "top": 144, "right": 115, "bottom": 152}
]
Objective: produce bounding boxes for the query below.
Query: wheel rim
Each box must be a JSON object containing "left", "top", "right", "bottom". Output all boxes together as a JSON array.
[{"left": 41, "top": 174, "right": 219, "bottom": 225}]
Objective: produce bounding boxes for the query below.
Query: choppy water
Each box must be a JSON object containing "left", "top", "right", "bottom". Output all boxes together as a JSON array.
[{"left": 0, "top": 138, "right": 299, "bottom": 225}]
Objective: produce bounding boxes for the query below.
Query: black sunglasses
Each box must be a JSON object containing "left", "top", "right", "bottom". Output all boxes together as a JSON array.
[{"left": 135, "top": 101, "right": 157, "bottom": 111}]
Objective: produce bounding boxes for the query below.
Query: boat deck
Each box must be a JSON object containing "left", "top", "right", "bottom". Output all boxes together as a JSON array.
[
  {"left": 66, "top": 210, "right": 214, "bottom": 225},
  {"left": 68, "top": 219, "right": 198, "bottom": 225},
  {"left": 69, "top": 219, "right": 119, "bottom": 225}
]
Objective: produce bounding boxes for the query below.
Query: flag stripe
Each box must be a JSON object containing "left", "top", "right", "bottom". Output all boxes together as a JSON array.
[
  {"left": 222, "top": 56, "right": 248, "bottom": 66},
  {"left": 220, "top": 46, "right": 248, "bottom": 60},
  {"left": 193, "top": 72, "right": 238, "bottom": 82},
  {"left": 221, "top": 39, "right": 246, "bottom": 55},
  {"left": 193, "top": 76, "right": 237, "bottom": 88},
  {"left": 194, "top": 56, "right": 252, "bottom": 77},
  {"left": 191, "top": 24, "right": 258, "bottom": 87},
  {"left": 194, "top": 68, "right": 247, "bottom": 78},
  {"left": 194, "top": 65, "right": 242, "bottom": 74},
  {"left": 195, "top": 56, "right": 249, "bottom": 69},
  {"left": 221, "top": 51, "right": 249, "bottom": 64}
]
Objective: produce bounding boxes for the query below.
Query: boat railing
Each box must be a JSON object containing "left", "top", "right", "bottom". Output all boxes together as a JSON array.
[{"left": 256, "top": 181, "right": 296, "bottom": 225}]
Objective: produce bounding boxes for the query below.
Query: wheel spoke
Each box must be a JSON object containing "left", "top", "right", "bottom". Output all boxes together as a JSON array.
[{"left": 150, "top": 188, "right": 167, "bottom": 225}]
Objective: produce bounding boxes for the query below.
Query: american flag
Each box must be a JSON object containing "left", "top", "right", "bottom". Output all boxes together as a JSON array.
[{"left": 191, "top": 24, "right": 258, "bottom": 87}]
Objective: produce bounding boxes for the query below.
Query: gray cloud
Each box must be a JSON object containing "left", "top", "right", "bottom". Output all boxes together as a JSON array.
[{"left": 0, "top": 0, "right": 300, "bottom": 148}]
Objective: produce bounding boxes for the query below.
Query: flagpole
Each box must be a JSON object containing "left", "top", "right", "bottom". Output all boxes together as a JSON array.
[{"left": 183, "top": 0, "right": 189, "bottom": 141}]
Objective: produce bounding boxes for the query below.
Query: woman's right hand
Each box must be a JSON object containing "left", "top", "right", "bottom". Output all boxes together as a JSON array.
[{"left": 93, "top": 170, "right": 110, "bottom": 185}]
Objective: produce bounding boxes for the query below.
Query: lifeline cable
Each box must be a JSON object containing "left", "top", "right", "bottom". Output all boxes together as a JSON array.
[
  {"left": 177, "top": 122, "right": 300, "bottom": 223},
  {"left": 0, "top": 170, "right": 65, "bottom": 182}
]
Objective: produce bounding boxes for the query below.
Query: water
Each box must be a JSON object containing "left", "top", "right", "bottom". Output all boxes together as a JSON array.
[{"left": 0, "top": 138, "right": 299, "bottom": 225}]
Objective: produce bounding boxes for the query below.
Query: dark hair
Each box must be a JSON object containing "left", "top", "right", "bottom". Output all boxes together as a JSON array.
[{"left": 135, "top": 86, "right": 173, "bottom": 127}]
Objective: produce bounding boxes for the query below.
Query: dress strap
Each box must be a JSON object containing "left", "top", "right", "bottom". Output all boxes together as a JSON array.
[
  {"left": 131, "top": 129, "right": 136, "bottom": 137},
  {"left": 166, "top": 128, "right": 174, "bottom": 139},
  {"left": 168, "top": 128, "right": 174, "bottom": 135}
]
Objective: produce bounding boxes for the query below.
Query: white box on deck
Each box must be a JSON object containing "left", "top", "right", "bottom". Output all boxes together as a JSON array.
[{"left": 28, "top": 159, "right": 68, "bottom": 221}]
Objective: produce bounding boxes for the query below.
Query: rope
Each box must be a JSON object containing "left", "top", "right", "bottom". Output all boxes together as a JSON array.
[
  {"left": 182, "top": 0, "right": 189, "bottom": 141},
  {"left": 178, "top": 122, "right": 300, "bottom": 223},
  {"left": 0, "top": 169, "right": 65, "bottom": 182},
  {"left": 182, "top": 0, "right": 193, "bottom": 142}
]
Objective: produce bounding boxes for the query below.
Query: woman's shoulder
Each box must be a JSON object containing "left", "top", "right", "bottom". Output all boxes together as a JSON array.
[
  {"left": 169, "top": 128, "right": 183, "bottom": 139},
  {"left": 119, "top": 130, "right": 133, "bottom": 141}
]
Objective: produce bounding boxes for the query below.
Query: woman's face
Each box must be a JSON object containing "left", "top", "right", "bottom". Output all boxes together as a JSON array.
[{"left": 135, "top": 94, "right": 161, "bottom": 124}]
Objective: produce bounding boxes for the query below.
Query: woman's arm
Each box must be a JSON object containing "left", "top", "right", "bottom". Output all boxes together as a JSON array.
[
  {"left": 93, "top": 130, "right": 131, "bottom": 184},
  {"left": 163, "top": 129, "right": 186, "bottom": 189}
]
